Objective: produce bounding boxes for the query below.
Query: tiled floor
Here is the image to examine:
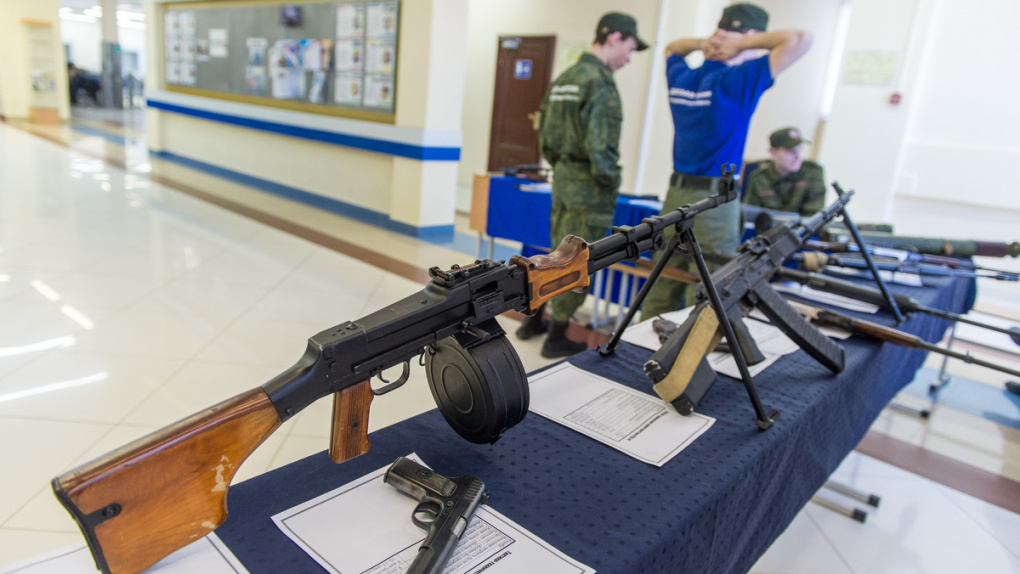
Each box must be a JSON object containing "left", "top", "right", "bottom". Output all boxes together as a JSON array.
[{"left": 1, "top": 111, "right": 1019, "bottom": 573}]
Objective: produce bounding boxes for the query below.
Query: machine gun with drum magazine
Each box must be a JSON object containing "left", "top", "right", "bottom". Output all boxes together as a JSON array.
[{"left": 49, "top": 170, "right": 739, "bottom": 574}]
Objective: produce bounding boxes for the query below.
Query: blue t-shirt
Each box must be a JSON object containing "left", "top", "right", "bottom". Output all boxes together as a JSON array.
[{"left": 667, "top": 53, "right": 773, "bottom": 176}]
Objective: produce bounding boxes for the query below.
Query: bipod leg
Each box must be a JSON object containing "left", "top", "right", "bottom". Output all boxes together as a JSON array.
[
  {"left": 600, "top": 232, "right": 685, "bottom": 356},
  {"left": 680, "top": 227, "right": 778, "bottom": 430},
  {"left": 833, "top": 184, "right": 904, "bottom": 323}
]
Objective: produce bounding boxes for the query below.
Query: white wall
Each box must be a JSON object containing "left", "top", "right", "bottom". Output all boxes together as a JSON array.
[
  {"left": 0, "top": 0, "right": 70, "bottom": 120},
  {"left": 818, "top": 0, "right": 932, "bottom": 222},
  {"left": 896, "top": 0, "right": 1020, "bottom": 214},
  {"left": 743, "top": 0, "right": 841, "bottom": 161}
]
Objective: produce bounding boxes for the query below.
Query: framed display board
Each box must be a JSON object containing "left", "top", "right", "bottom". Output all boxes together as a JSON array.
[{"left": 163, "top": 0, "right": 399, "bottom": 122}]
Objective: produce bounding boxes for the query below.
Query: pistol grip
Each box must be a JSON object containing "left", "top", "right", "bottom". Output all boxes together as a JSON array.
[
  {"left": 725, "top": 308, "right": 766, "bottom": 366},
  {"left": 329, "top": 380, "right": 373, "bottom": 463}
]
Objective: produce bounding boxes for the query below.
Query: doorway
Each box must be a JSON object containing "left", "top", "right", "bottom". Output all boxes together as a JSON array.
[{"left": 487, "top": 35, "right": 555, "bottom": 172}]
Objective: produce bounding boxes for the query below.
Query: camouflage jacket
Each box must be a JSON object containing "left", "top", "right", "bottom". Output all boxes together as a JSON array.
[
  {"left": 744, "top": 159, "right": 826, "bottom": 216},
  {"left": 538, "top": 53, "right": 623, "bottom": 196}
]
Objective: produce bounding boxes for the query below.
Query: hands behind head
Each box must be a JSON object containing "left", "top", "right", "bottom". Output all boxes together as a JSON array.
[{"left": 704, "top": 30, "right": 745, "bottom": 62}]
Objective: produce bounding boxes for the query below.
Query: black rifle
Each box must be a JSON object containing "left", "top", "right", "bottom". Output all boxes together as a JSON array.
[
  {"left": 643, "top": 193, "right": 857, "bottom": 422},
  {"left": 792, "top": 251, "right": 1019, "bottom": 282},
  {"left": 602, "top": 188, "right": 855, "bottom": 429},
  {"left": 50, "top": 170, "right": 738, "bottom": 574},
  {"left": 773, "top": 267, "right": 1020, "bottom": 346},
  {"left": 789, "top": 301, "right": 1020, "bottom": 380},
  {"left": 384, "top": 457, "right": 488, "bottom": 574}
]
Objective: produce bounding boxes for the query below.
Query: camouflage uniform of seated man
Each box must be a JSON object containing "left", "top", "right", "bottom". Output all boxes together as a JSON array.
[
  {"left": 744, "top": 127, "right": 826, "bottom": 216},
  {"left": 516, "top": 12, "right": 648, "bottom": 359}
]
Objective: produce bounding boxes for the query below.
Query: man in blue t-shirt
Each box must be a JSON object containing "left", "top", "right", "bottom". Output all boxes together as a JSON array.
[{"left": 641, "top": 3, "right": 812, "bottom": 320}]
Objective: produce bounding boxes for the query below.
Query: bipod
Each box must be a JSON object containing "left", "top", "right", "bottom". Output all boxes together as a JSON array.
[
  {"left": 832, "top": 182, "right": 904, "bottom": 324},
  {"left": 600, "top": 221, "right": 778, "bottom": 430}
]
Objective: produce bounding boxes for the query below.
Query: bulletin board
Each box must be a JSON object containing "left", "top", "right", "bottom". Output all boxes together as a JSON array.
[{"left": 163, "top": 0, "right": 399, "bottom": 122}]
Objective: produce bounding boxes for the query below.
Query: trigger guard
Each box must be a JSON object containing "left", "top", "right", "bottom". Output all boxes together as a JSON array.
[
  {"left": 411, "top": 499, "right": 443, "bottom": 531},
  {"left": 372, "top": 361, "right": 410, "bottom": 396}
]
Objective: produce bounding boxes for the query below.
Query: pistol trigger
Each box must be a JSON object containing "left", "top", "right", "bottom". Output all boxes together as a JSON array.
[{"left": 411, "top": 499, "right": 443, "bottom": 530}]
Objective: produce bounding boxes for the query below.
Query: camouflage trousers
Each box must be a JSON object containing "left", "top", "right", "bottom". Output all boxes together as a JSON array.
[
  {"left": 548, "top": 162, "right": 617, "bottom": 323},
  {"left": 640, "top": 175, "right": 741, "bottom": 321}
]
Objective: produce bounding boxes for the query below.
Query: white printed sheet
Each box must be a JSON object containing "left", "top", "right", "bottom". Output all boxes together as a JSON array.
[
  {"left": 528, "top": 363, "right": 714, "bottom": 466},
  {"left": 621, "top": 306, "right": 852, "bottom": 380},
  {"left": 0, "top": 534, "right": 247, "bottom": 574},
  {"left": 272, "top": 454, "right": 594, "bottom": 574}
]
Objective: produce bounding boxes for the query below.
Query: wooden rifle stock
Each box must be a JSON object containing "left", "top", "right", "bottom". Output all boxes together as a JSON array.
[{"left": 52, "top": 388, "right": 282, "bottom": 574}]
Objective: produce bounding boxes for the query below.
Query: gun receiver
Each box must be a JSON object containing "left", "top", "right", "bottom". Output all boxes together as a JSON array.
[
  {"left": 384, "top": 457, "right": 488, "bottom": 574},
  {"left": 645, "top": 191, "right": 854, "bottom": 418},
  {"left": 51, "top": 179, "right": 737, "bottom": 574}
]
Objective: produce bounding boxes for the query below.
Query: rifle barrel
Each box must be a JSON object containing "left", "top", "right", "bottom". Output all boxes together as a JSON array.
[
  {"left": 809, "top": 307, "right": 1020, "bottom": 379},
  {"left": 774, "top": 267, "right": 1020, "bottom": 345}
]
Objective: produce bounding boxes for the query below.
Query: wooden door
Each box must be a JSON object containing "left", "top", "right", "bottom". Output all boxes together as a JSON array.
[{"left": 487, "top": 35, "right": 555, "bottom": 172}]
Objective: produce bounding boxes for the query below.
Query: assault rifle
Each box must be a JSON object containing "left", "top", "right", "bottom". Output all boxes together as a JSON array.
[
  {"left": 773, "top": 267, "right": 1020, "bottom": 346},
  {"left": 638, "top": 192, "right": 856, "bottom": 423},
  {"left": 50, "top": 170, "right": 738, "bottom": 574}
]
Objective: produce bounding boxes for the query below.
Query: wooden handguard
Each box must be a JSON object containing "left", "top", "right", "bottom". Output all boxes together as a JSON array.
[
  {"left": 509, "top": 235, "right": 590, "bottom": 314},
  {"left": 329, "top": 379, "right": 373, "bottom": 463},
  {"left": 51, "top": 388, "right": 282, "bottom": 574}
]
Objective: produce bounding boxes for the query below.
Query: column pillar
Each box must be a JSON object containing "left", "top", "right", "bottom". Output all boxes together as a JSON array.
[
  {"left": 387, "top": 0, "right": 468, "bottom": 236},
  {"left": 99, "top": 0, "right": 123, "bottom": 108}
]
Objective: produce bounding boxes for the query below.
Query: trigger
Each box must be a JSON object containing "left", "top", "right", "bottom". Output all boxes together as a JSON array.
[
  {"left": 411, "top": 499, "right": 442, "bottom": 530},
  {"left": 372, "top": 361, "right": 410, "bottom": 395}
]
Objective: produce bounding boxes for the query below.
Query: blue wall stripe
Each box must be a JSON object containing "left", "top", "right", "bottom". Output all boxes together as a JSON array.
[
  {"left": 146, "top": 99, "right": 460, "bottom": 161},
  {"left": 151, "top": 150, "right": 455, "bottom": 240}
]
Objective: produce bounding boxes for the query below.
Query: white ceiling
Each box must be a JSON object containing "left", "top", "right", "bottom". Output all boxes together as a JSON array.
[{"left": 60, "top": 0, "right": 143, "bottom": 15}]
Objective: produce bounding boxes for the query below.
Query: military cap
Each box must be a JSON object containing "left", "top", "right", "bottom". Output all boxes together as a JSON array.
[
  {"left": 718, "top": 3, "right": 769, "bottom": 32},
  {"left": 769, "top": 127, "right": 809, "bottom": 149},
  {"left": 597, "top": 12, "right": 650, "bottom": 51}
]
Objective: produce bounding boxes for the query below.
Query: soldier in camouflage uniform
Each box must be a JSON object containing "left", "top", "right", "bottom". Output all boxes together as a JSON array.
[
  {"left": 515, "top": 12, "right": 648, "bottom": 359},
  {"left": 744, "top": 127, "right": 825, "bottom": 216},
  {"left": 641, "top": 3, "right": 812, "bottom": 320}
]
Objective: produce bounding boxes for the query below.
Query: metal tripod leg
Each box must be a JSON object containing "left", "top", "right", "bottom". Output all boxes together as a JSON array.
[
  {"left": 811, "top": 481, "right": 882, "bottom": 523},
  {"left": 600, "top": 233, "right": 684, "bottom": 356},
  {"left": 833, "top": 184, "right": 904, "bottom": 324},
  {"left": 824, "top": 481, "right": 881, "bottom": 507},
  {"left": 930, "top": 323, "right": 958, "bottom": 393},
  {"left": 811, "top": 496, "right": 868, "bottom": 523},
  {"left": 680, "top": 227, "right": 777, "bottom": 430}
]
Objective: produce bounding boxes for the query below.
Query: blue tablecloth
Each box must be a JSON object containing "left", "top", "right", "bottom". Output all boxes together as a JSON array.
[
  {"left": 485, "top": 176, "right": 663, "bottom": 249},
  {"left": 216, "top": 273, "right": 975, "bottom": 574}
]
